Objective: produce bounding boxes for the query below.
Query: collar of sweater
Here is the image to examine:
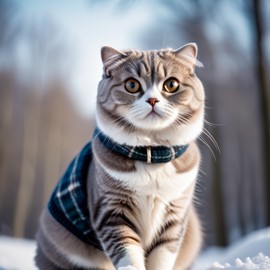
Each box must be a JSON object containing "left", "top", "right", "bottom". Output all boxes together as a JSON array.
[{"left": 94, "top": 128, "right": 189, "bottom": 164}]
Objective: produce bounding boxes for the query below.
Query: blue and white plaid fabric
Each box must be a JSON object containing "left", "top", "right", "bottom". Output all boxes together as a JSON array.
[
  {"left": 48, "top": 128, "right": 189, "bottom": 247},
  {"left": 48, "top": 142, "right": 102, "bottom": 249},
  {"left": 96, "top": 128, "right": 189, "bottom": 164}
]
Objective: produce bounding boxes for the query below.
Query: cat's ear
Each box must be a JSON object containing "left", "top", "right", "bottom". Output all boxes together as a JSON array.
[
  {"left": 101, "top": 46, "right": 127, "bottom": 77},
  {"left": 101, "top": 46, "right": 127, "bottom": 64},
  {"left": 173, "top": 43, "right": 203, "bottom": 72}
]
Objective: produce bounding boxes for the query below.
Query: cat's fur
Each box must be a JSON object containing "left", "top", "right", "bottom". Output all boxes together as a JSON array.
[{"left": 35, "top": 43, "right": 204, "bottom": 270}]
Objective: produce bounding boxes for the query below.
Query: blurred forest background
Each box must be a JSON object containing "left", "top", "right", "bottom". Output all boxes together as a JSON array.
[{"left": 0, "top": 0, "right": 269, "bottom": 249}]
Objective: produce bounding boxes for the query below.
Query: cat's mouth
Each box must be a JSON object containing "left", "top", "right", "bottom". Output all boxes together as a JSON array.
[{"left": 146, "top": 109, "right": 162, "bottom": 118}]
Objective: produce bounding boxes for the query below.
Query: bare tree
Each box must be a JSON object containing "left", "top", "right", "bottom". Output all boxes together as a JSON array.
[{"left": 251, "top": 0, "right": 270, "bottom": 224}]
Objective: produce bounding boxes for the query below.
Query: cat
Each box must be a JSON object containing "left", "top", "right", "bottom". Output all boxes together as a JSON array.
[{"left": 35, "top": 43, "right": 204, "bottom": 270}]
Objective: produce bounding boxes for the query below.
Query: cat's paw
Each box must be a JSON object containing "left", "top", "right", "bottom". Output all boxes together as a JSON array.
[{"left": 118, "top": 266, "right": 138, "bottom": 270}]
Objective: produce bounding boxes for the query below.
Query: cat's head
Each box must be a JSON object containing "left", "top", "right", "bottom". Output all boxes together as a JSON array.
[{"left": 96, "top": 43, "right": 204, "bottom": 146}]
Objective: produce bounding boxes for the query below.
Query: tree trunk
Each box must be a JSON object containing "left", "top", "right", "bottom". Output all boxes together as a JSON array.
[{"left": 252, "top": 0, "right": 270, "bottom": 224}]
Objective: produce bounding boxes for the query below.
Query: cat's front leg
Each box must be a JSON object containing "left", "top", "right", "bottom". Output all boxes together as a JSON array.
[
  {"left": 118, "top": 266, "right": 138, "bottom": 270},
  {"left": 94, "top": 212, "right": 146, "bottom": 270},
  {"left": 115, "top": 244, "right": 145, "bottom": 270},
  {"left": 146, "top": 245, "right": 180, "bottom": 270},
  {"left": 146, "top": 221, "right": 185, "bottom": 270}
]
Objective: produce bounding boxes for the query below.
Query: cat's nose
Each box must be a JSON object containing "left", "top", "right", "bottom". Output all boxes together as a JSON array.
[{"left": 146, "top": 98, "right": 160, "bottom": 107}]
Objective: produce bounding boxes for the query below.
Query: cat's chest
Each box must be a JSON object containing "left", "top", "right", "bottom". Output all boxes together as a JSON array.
[
  {"left": 107, "top": 161, "right": 198, "bottom": 200},
  {"left": 134, "top": 189, "right": 192, "bottom": 248},
  {"left": 106, "top": 161, "right": 198, "bottom": 247},
  {"left": 99, "top": 157, "right": 199, "bottom": 248},
  {"left": 135, "top": 193, "right": 167, "bottom": 247}
]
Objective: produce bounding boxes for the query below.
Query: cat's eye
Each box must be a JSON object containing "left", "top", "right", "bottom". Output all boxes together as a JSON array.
[
  {"left": 125, "top": 78, "right": 141, "bottom": 93},
  {"left": 163, "top": 78, "right": 180, "bottom": 93}
]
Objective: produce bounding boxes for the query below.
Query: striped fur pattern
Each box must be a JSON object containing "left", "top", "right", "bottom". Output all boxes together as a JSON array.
[{"left": 35, "top": 43, "right": 204, "bottom": 270}]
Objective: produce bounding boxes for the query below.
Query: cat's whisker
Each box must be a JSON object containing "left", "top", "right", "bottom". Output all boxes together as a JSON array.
[
  {"left": 114, "top": 118, "right": 134, "bottom": 131},
  {"left": 174, "top": 115, "right": 192, "bottom": 127},
  {"left": 111, "top": 118, "right": 128, "bottom": 131},
  {"left": 164, "top": 106, "right": 174, "bottom": 114},
  {"left": 110, "top": 112, "right": 132, "bottom": 127},
  {"left": 171, "top": 112, "right": 193, "bottom": 130},
  {"left": 112, "top": 117, "right": 126, "bottom": 127},
  {"left": 202, "top": 128, "right": 220, "bottom": 154},
  {"left": 127, "top": 123, "right": 136, "bottom": 134},
  {"left": 204, "top": 119, "right": 225, "bottom": 127},
  {"left": 198, "top": 136, "right": 217, "bottom": 161},
  {"left": 130, "top": 111, "right": 143, "bottom": 120},
  {"left": 171, "top": 122, "right": 180, "bottom": 131}
]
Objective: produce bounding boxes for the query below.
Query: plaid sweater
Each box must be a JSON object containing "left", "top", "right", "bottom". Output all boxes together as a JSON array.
[
  {"left": 48, "top": 129, "right": 188, "bottom": 249},
  {"left": 48, "top": 141, "right": 103, "bottom": 250}
]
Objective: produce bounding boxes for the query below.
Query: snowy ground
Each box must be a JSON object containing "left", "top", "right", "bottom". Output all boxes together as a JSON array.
[
  {"left": 0, "top": 227, "right": 270, "bottom": 270},
  {"left": 192, "top": 227, "right": 270, "bottom": 270}
]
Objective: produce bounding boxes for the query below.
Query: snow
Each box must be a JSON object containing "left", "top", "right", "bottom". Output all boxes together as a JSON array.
[
  {"left": 204, "top": 254, "right": 270, "bottom": 269},
  {"left": 1, "top": 227, "right": 270, "bottom": 270},
  {"left": 118, "top": 266, "right": 137, "bottom": 270},
  {"left": 191, "top": 227, "right": 270, "bottom": 270},
  {"left": 0, "top": 236, "right": 37, "bottom": 270}
]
